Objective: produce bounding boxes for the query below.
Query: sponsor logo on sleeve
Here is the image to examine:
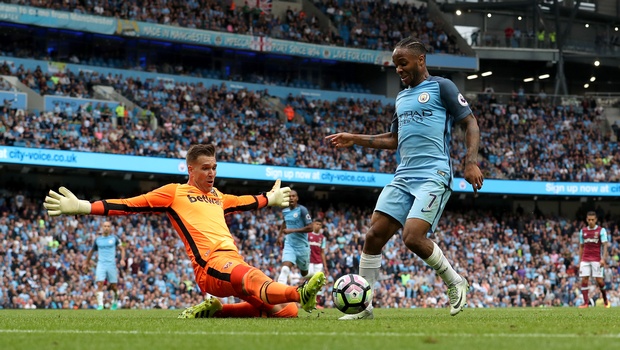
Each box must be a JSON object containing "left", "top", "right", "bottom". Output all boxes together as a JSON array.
[{"left": 458, "top": 93, "right": 468, "bottom": 107}]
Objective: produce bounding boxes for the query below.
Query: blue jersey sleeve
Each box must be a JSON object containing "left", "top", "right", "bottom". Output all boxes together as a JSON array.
[
  {"left": 578, "top": 229, "right": 584, "bottom": 244},
  {"left": 300, "top": 205, "right": 312, "bottom": 226},
  {"left": 92, "top": 240, "right": 99, "bottom": 251},
  {"left": 437, "top": 78, "right": 472, "bottom": 122},
  {"left": 601, "top": 228, "right": 608, "bottom": 243}
]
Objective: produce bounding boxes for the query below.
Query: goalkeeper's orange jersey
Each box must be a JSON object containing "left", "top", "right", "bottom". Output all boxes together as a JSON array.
[{"left": 90, "top": 183, "right": 268, "bottom": 270}]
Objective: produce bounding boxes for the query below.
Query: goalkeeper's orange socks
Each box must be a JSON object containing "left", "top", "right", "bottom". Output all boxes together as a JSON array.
[
  {"left": 271, "top": 302, "right": 298, "bottom": 317},
  {"left": 216, "top": 301, "right": 298, "bottom": 318},
  {"left": 259, "top": 280, "right": 299, "bottom": 304},
  {"left": 231, "top": 265, "right": 299, "bottom": 304},
  {"left": 219, "top": 302, "right": 261, "bottom": 317}
]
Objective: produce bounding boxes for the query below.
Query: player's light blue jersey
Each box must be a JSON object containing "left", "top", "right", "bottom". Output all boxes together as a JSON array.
[
  {"left": 93, "top": 235, "right": 121, "bottom": 265},
  {"left": 282, "top": 205, "right": 312, "bottom": 247},
  {"left": 391, "top": 76, "right": 472, "bottom": 185}
]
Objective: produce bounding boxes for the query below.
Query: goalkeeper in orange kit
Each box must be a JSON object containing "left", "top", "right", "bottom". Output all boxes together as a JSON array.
[{"left": 44, "top": 144, "right": 325, "bottom": 318}]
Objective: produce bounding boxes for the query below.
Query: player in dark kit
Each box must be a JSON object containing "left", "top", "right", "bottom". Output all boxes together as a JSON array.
[
  {"left": 578, "top": 211, "right": 610, "bottom": 308},
  {"left": 308, "top": 219, "right": 328, "bottom": 306}
]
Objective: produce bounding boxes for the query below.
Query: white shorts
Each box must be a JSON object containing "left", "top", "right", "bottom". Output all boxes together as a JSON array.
[
  {"left": 308, "top": 263, "right": 324, "bottom": 276},
  {"left": 579, "top": 261, "right": 604, "bottom": 278},
  {"left": 308, "top": 263, "right": 325, "bottom": 295}
]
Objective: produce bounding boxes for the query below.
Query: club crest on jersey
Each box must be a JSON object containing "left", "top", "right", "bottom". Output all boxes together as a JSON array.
[
  {"left": 418, "top": 92, "right": 430, "bottom": 103},
  {"left": 293, "top": 213, "right": 298, "bottom": 218},
  {"left": 458, "top": 93, "right": 468, "bottom": 106}
]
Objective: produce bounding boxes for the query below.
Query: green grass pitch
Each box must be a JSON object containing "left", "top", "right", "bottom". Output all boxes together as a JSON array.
[{"left": 1, "top": 307, "right": 618, "bottom": 350}]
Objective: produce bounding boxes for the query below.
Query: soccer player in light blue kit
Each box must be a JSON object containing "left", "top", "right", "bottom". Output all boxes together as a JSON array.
[
  {"left": 84, "top": 220, "right": 126, "bottom": 310},
  {"left": 326, "top": 37, "right": 484, "bottom": 319},
  {"left": 277, "top": 190, "right": 314, "bottom": 284}
]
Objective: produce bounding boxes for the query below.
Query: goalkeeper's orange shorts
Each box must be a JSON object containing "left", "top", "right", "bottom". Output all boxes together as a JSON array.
[
  {"left": 195, "top": 250, "right": 250, "bottom": 298},
  {"left": 194, "top": 250, "right": 298, "bottom": 317}
]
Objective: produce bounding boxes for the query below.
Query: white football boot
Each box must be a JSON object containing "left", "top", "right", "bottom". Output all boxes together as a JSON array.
[
  {"left": 338, "top": 306, "right": 374, "bottom": 320},
  {"left": 448, "top": 277, "right": 469, "bottom": 316}
]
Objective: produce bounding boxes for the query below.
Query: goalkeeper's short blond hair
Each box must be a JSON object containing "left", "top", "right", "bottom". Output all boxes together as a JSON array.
[{"left": 187, "top": 144, "right": 216, "bottom": 163}]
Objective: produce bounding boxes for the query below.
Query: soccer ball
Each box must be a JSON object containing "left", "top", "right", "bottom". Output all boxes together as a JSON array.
[{"left": 332, "top": 274, "right": 372, "bottom": 314}]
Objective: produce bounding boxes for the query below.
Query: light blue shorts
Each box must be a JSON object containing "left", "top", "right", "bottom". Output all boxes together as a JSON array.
[
  {"left": 375, "top": 177, "right": 452, "bottom": 232},
  {"left": 282, "top": 243, "right": 310, "bottom": 272},
  {"left": 95, "top": 264, "right": 119, "bottom": 284}
]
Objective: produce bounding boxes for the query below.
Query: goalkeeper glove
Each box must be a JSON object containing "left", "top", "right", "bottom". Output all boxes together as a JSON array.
[
  {"left": 44, "top": 186, "right": 92, "bottom": 216},
  {"left": 266, "top": 179, "right": 291, "bottom": 207}
]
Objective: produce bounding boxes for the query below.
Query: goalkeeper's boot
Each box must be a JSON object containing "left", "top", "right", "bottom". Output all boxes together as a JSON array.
[
  {"left": 297, "top": 272, "right": 326, "bottom": 312},
  {"left": 96, "top": 305, "right": 104, "bottom": 311},
  {"left": 110, "top": 302, "right": 118, "bottom": 311},
  {"left": 338, "top": 306, "right": 374, "bottom": 320},
  {"left": 448, "top": 277, "right": 469, "bottom": 316},
  {"left": 178, "top": 297, "right": 222, "bottom": 319},
  {"left": 605, "top": 301, "right": 611, "bottom": 309}
]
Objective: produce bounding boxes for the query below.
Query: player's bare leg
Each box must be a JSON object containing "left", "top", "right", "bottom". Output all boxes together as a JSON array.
[
  {"left": 402, "top": 218, "right": 468, "bottom": 316},
  {"left": 340, "top": 212, "right": 400, "bottom": 320}
]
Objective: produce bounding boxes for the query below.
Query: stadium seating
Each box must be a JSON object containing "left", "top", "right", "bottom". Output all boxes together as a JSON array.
[
  {"left": 14, "top": 0, "right": 461, "bottom": 54},
  {"left": 1, "top": 60, "right": 617, "bottom": 181},
  {"left": 1, "top": 0, "right": 619, "bottom": 314},
  {"left": 0, "top": 189, "right": 618, "bottom": 309}
]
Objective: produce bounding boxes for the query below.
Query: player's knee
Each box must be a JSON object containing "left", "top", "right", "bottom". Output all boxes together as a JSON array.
[
  {"left": 366, "top": 220, "right": 400, "bottom": 252},
  {"left": 231, "top": 264, "right": 254, "bottom": 294},
  {"left": 402, "top": 233, "right": 426, "bottom": 254},
  {"left": 245, "top": 268, "right": 270, "bottom": 287},
  {"left": 364, "top": 230, "right": 391, "bottom": 254}
]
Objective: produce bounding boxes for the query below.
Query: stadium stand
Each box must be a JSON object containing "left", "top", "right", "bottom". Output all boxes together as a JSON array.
[
  {"left": 1, "top": 188, "right": 618, "bottom": 309},
  {"left": 10, "top": 0, "right": 462, "bottom": 53},
  {"left": 1, "top": 65, "right": 617, "bottom": 181}
]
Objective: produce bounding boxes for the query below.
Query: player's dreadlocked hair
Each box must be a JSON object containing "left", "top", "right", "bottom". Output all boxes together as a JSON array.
[{"left": 394, "top": 37, "right": 428, "bottom": 56}]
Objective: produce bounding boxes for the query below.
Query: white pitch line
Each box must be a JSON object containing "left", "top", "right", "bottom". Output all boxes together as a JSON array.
[{"left": 1, "top": 329, "right": 619, "bottom": 339}]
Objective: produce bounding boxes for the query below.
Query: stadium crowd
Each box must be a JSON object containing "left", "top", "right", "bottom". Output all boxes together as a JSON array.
[
  {"left": 1, "top": 61, "right": 618, "bottom": 181},
  {"left": 8, "top": 0, "right": 461, "bottom": 54},
  {"left": 0, "top": 188, "right": 618, "bottom": 310},
  {"left": 0, "top": 0, "right": 617, "bottom": 318}
]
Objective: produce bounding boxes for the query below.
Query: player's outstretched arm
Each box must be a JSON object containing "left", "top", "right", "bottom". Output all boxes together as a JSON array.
[
  {"left": 266, "top": 179, "right": 291, "bottom": 208},
  {"left": 325, "top": 132, "right": 397, "bottom": 150},
  {"left": 44, "top": 186, "right": 91, "bottom": 216}
]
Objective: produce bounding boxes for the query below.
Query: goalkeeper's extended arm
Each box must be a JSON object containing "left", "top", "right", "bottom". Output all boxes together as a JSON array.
[{"left": 44, "top": 187, "right": 91, "bottom": 216}]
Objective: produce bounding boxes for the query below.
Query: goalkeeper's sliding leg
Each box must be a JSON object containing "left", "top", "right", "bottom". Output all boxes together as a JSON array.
[
  {"left": 178, "top": 298, "right": 299, "bottom": 318},
  {"left": 179, "top": 251, "right": 325, "bottom": 318}
]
